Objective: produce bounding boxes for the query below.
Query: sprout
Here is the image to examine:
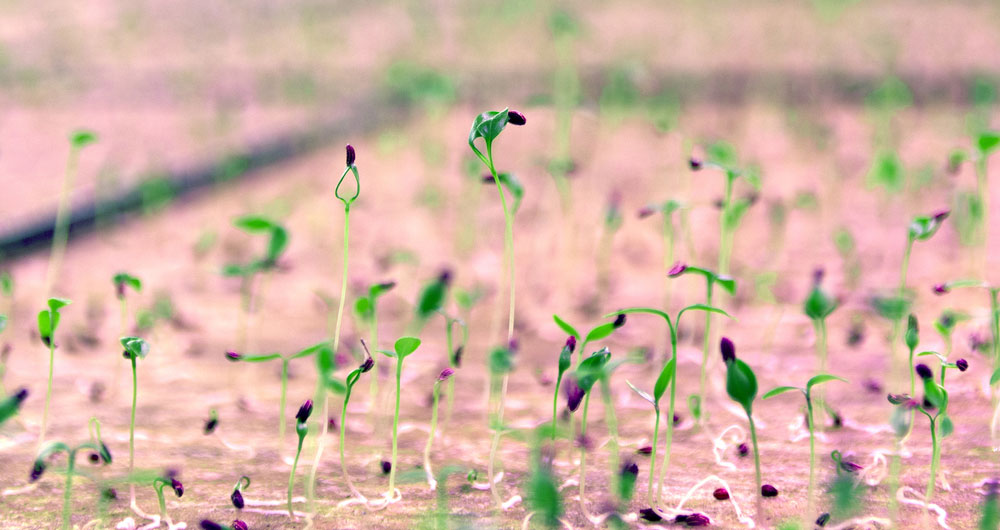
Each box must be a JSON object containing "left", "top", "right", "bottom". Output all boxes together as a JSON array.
[
  {"left": 722, "top": 337, "right": 765, "bottom": 517},
  {"left": 288, "top": 398, "right": 312, "bottom": 518},
  {"left": 296, "top": 399, "right": 313, "bottom": 423},
  {"left": 204, "top": 409, "right": 219, "bottom": 435},
  {"left": 380, "top": 337, "right": 421, "bottom": 500},
  {"left": 231, "top": 476, "right": 250, "bottom": 510},
  {"left": 33, "top": 432, "right": 110, "bottom": 529},
  {"left": 37, "top": 297, "right": 71, "bottom": 446},
  {"left": 335, "top": 341, "right": 376, "bottom": 502},
  {"left": 0, "top": 387, "right": 28, "bottom": 427}
]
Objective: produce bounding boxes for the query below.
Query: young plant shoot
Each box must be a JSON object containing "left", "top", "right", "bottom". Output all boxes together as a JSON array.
[
  {"left": 721, "top": 337, "right": 765, "bottom": 519},
  {"left": 948, "top": 130, "right": 998, "bottom": 256},
  {"left": 912, "top": 364, "right": 953, "bottom": 510},
  {"left": 225, "top": 340, "right": 330, "bottom": 446},
  {"left": 337, "top": 341, "right": 375, "bottom": 502},
  {"left": 803, "top": 269, "right": 838, "bottom": 422},
  {"left": 354, "top": 280, "right": 396, "bottom": 408},
  {"left": 762, "top": 374, "right": 848, "bottom": 523},
  {"left": 38, "top": 297, "right": 71, "bottom": 447},
  {"left": 551, "top": 336, "right": 576, "bottom": 440},
  {"left": 0, "top": 387, "right": 28, "bottom": 427},
  {"left": 638, "top": 200, "right": 684, "bottom": 310},
  {"left": 667, "top": 263, "right": 737, "bottom": 424},
  {"left": 605, "top": 303, "right": 730, "bottom": 507},
  {"left": 485, "top": 340, "right": 517, "bottom": 509},
  {"left": 45, "top": 130, "right": 97, "bottom": 296},
  {"left": 151, "top": 474, "right": 184, "bottom": 527},
  {"left": 30, "top": 432, "right": 112, "bottom": 530},
  {"left": 112, "top": 273, "right": 141, "bottom": 397},
  {"left": 934, "top": 280, "right": 1000, "bottom": 395},
  {"left": 424, "top": 367, "right": 455, "bottom": 490},
  {"left": 288, "top": 398, "right": 312, "bottom": 518},
  {"left": 379, "top": 337, "right": 421, "bottom": 502},
  {"left": 121, "top": 336, "right": 150, "bottom": 514},
  {"left": 307, "top": 145, "right": 360, "bottom": 509},
  {"left": 231, "top": 475, "right": 250, "bottom": 510}
]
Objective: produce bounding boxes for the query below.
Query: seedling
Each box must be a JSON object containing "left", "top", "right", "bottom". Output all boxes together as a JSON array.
[
  {"left": 307, "top": 145, "right": 360, "bottom": 508},
  {"left": 911, "top": 365, "right": 953, "bottom": 509},
  {"left": 948, "top": 130, "right": 999, "bottom": 251},
  {"left": 721, "top": 337, "right": 765, "bottom": 518},
  {"left": 38, "top": 297, "right": 71, "bottom": 447},
  {"left": 151, "top": 474, "right": 184, "bottom": 528},
  {"left": 550, "top": 336, "right": 576, "bottom": 441},
  {"left": 905, "top": 314, "right": 920, "bottom": 397},
  {"left": 666, "top": 263, "right": 737, "bottom": 424},
  {"left": 934, "top": 280, "right": 1000, "bottom": 394},
  {"left": 112, "top": 273, "right": 141, "bottom": 396},
  {"left": 221, "top": 214, "right": 289, "bottom": 353},
  {"left": 638, "top": 200, "right": 685, "bottom": 311},
  {"left": 121, "top": 336, "right": 150, "bottom": 513},
  {"left": 485, "top": 340, "right": 516, "bottom": 509},
  {"left": 353, "top": 280, "right": 395, "bottom": 408},
  {"left": 547, "top": 8, "right": 579, "bottom": 210},
  {"left": 441, "top": 310, "right": 467, "bottom": 425},
  {"left": 569, "top": 347, "right": 617, "bottom": 518},
  {"left": 288, "top": 398, "right": 312, "bottom": 518},
  {"left": 225, "top": 340, "right": 330, "bottom": 446},
  {"left": 0, "top": 387, "right": 28, "bottom": 427},
  {"left": 44, "top": 130, "right": 97, "bottom": 295},
  {"left": 337, "top": 341, "right": 375, "bottom": 502},
  {"left": 29, "top": 431, "right": 111, "bottom": 529},
  {"left": 606, "top": 303, "right": 730, "bottom": 506},
  {"left": 803, "top": 269, "right": 839, "bottom": 422},
  {"left": 762, "top": 374, "right": 848, "bottom": 523},
  {"left": 230, "top": 475, "right": 250, "bottom": 509},
  {"left": 423, "top": 367, "right": 455, "bottom": 490},
  {"left": 378, "top": 337, "right": 421, "bottom": 501},
  {"left": 689, "top": 143, "right": 761, "bottom": 275},
  {"left": 468, "top": 108, "right": 526, "bottom": 347}
]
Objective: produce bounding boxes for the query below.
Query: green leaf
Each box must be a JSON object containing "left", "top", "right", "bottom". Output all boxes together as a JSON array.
[
  {"left": 37, "top": 310, "right": 51, "bottom": 338},
  {"left": 687, "top": 394, "right": 702, "bottom": 420},
  {"left": 725, "top": 359, "right": 758, "bottom": 412},
  {"left": 804, "top": 286, "right": 838, "bottom": 320},
  {"left": 761, "top": 386, "right": 801, "bottom": 400},
  {"left": 626, "top": 380, "right": 655, "bottom": 406},
  {"left": 908, "top": 213, "right": 947, "bottom": 242},
  {"left": 0, "top": 271, "right": 12, "bottom": 296},
  {"left": 489, "top": 346, "right": 514, "bottom": 375},
  {"left": 806, "top": 374, "right": 848, "bottom": 393},
  {"left": 120, "top": 336, "right": 150, "bottom": 360},
  {"left": 991, "top": 366, "right": 1000, "bottom": 386},
  {"left": 677, "top": 304, "right": 733, "bottom": 323},
  {"left": 354, "top": 297, "right": 373, "bottom": 321},
  {"left": 394, "top": 337, "right": 421, "bottom": 358},
  {"left": 70, "top": 129, "right": 98, "bottom": 148},
  {"left": 48, "top": 298, "right": 71, "bottom": 312},
  {"left": 716, "top": 276, "right": 737, "bottom": 295},
  {"left": 316, "top": 345, "right": 336, "bottom": 377},
  {"left": 653, "top": 357, "right": 675, "bottom": 404},
  {"left": 113, "top": 273, "right": 142, "bottom": 294},
  {"left": 557, "top": 344, "right": 573, "bottom": 376},
  {"left": 923, "top": 378, "right": 948, "bottom": 412},
  {"left": 890, "top": 405, "right": 911, "bottom": 438},
  {"left": 240, "top": 353, "right": 282, "bottom": 363},
  {"left": 939, "top": 414, "right": 954, "bottom": 438},
  {"left": 468, "top": 108, "right": 511, "bottom": 162},
  {"left": 291, "top": 341, "right": 330, "bottom": 360},
  {"left": 576, "top": 349, "right": 611, "bottom": 392},
  {"left": 266, "top": 226, "right": 289, "bottom": 263},
  {"left": 416, "top": 277, "right": 449, "bottom": 320},
  {"left": 0, "top": 390, "right": 26, "bottom": 426},
  {"left": 221, "top": 264, "right": 250, "bottom": 277},
  {"left": 905, "top": 314, "right": 919, "bottom": 351},
  {"left": 584, "top": 322, "right": 617, "bottom": 343},
  {"left": 326, "top": 378, "right": 347, "bottom": 395},
  {"left": 978, "top": 131, "right": 1000, "bottom": 156},
  {"left": 552, "top": 314, "right": 580, "bottom": 340},
  {"left": 525, "top": 466, "right": 562, "bottom": 528},
  {"left": 604, "top": 307, "right": 670, "bottom": 323},
  {"left": 234, "top": 215, "right": 274, "bottom": 232}
]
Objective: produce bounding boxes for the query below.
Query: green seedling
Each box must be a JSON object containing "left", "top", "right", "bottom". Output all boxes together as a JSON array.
[
  {"left": 689, "top": 142, "right": 762, "bottom": 275},
  {"left": 337, "top": 342, "right": 375, "bottom": 502},
  {"left": 721, "top": 337, "right": 765, "bottom": 518},
  {"left": 0, "top": 387, "right": 28, "bottom": 427},
  {"left": 762, "top": 374, "right": 847, "bottom": 524},
  {"left": 638, "top": 200, "right": 684, "bottom": 310},
  {"left": 151, "top": 474, "right": 184, "bottom": 527},
  {"left": 288, "top": 399, "right": 312, "bottom": 518},
  {"left": 606, "top": 303, "right": 730, "bottom": 507},
  {"left": 37, "top": 297, "right": 71, "bottom": 447},
  {"left": 550, "top": 336, "right": 576, "bottom": 441},
  {"left": 121, "top": 336, "right": 150, "bottom": 513},
  {"left": 378, "top": 337, "right": 421, "bottom": 500},
  {"left": 29, "top": 430, "right": 111, "bottom": 529},
  {"left": 230, "top": 475, "right": 250, "bottom": 509},
  {"left": 45, "top": 130, "right": 97, "bottom": 295},
  {"left": 485, "top": 341, "right": 515, "bottom": 509},
  {"left": 413, "top": 271, "right": 451, "bottom": 333},
  {"left": 833, "top": 227, "right": 861, "bottom": 289},
  {"left": 547, "top": 7, "right": 579, "bottom": 210},
  {"left": 221, "top": 214, "right": 289, "bottom": 353},
  {"left": 917, "top": 350, "right": 967, "bottom": 387},
  {"left": 982, "top": 481, "right": 1000, "bottom": 530},
  {"left": 307, "top": 145, "right": 360, "bottom": 509},
  {"left": 468, "top": 108, "right": 526, "bottom": 348},
  {"left": 441, "top": 309, "right": 467, "bottom": 425},
  {"left": 803, "top": 269, "right": 839, "bottom": 426},
  {"left": 934, "top": 280, "right": 1000, "bottom": 394},
  {"left": 423, "top": 367, "right": 455, "bottom": 490},
  {"left": 911, "top": 364, "right": 953, "bottom": 510},
  {"left": 948, "top": 130, "right": 999, "bottom": 250},
  {"left": 112, "top": 273, "right": 141, "bottom": 397},
  {"left": 569, "top": 347, "right": 611, "bottom": 517},
  {"left": 225, "top": 340, "right": 329, "bottom": 446},
  {"left": 905, "top": 314, "right": 920, "bottom": 397},
  {"left": 525, "top": 455, "right": 563, "bottom": 530},
  {"left": 354, "top": 280, "right": 395, "bottom": 409},
  {"left": 666, "top": 263, "right": 737, "bottom": 424}
]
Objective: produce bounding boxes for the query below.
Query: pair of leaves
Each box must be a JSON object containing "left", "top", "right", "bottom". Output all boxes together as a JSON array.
[
  {"left": 908, "top": 212, "right": 948, "bottom": 241},
  {"left": 224, "top": 215, "right": 289, "bottom": 277},
  {"left": 468, "top": 108, "right": 515, "bottom": 168},
  {"left": 625, "top": 357, "right": 676, "bottom": 411},
  {"left": 804, "top": 285, "right": 838, "bottom": 321},
  {"left": 489, "top": 172, "right": 525, "bottom": 214},
  {"left": 379, "top": 337, "right": 421, "bottom": 360},
  {"left": 416, "top": 275, "right": 450, "bottom": 321},
  {"left": 112, "top": 272, "right": 142, "bottom": 297},
  {"left": 761, "top": 374, "right": 848, "bottom": 400},
  {"left": 553, "top": 314, "right": 621, "bottom": 345},
  {"left": 869, "top": 294, "right": 912, "bottom": 321},
  {"left": 121, "top": 336, "right": 150, "bottom": 360},
  {"left": 676, "top": 266, "right": 737, "bottom": 296},
  {"left": 575, "top": 348, "right": 611, "bottom": 393},
  {"left": 37, "top": 298, "right": 71, "bottom": 341},
  {"left": 354, "top": 281, "right": 396, "bottom": 323}
]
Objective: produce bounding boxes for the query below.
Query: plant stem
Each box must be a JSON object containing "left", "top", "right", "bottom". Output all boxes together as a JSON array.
[
  {"left": 423, "top": 382, "right": 442, "bottom": 487},
  {"left": 288, "top": 434, "right": 304, "bottom": 517},
  {"left": 647, "top": 408, "right": 661, "bottom": 507},
  {"left": 444, "top": 317, "right": 456, "bottom": 424},
  {"left": 899, "top": 236, "right": 913, "bottom": 295},
  {"left": 308, "top": 204, "right": 351, "bottom": 507},
  {"left": 748, "top": 413, "right": 763, "bottom": 519},
  {"left": 656, "top": 328, "right": 679, "bottom": 504},
  {"left": 697, "top": 281, "right": 715, "bottom": 424},
  {"left": 719, "top": 174, "right": 734, "bottom": 276},
  {"left": 806, "top": 398, "right": 816, "bottom": 525},
  {"left": 551, "top": 375, "right": 563, "bottom": 442},
  {"left": 155, "top": 482, "right": 166, "bottom": 520},
  {"left": 45, "top": 146, "right": 83, "bottom": 296},
  {"left": 279, "top": 360, "right": 288, "bottom": 447},
  {"left": 926, "top": 419, "right": 940, "bottom": 502},
  {"left": 600, "top": 378, "right": 620, "bottom": 499},
  {"left": 888, "top": 438, "right": 902, "bottom": 526},
  {"left": 388, "top": 356, "right": 403, "bottom": 496},
  {"left": 487, "top": 144, "right": 516, "bottom": 343},
  {"left": 40, "top": 338, "right": 56, "bottom": 448},
  {"left": 487, "top": 374, "right": 509, "bottom": 509},
  {"left": 129, "top": 356, "right": 137, "bottom": 507},
  {"left": 813, "top": 318, "right": 829, "bottom": 423},
  {"left": 340, "top": 386, "right": 363, "bottom": 499},
  {"left": 62, "top": 450, "right": 76, "bottom": 530},
  {"left": 369, "top": 299, "right": 380, "bottom": 413},
  {"left": 578, "top": 393, "right": 592, "bottom": 510},
  {"left": 991, "top": 289, "right": 1000, "bottom": 395}
]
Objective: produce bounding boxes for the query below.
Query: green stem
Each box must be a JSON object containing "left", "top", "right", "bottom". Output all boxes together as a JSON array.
[
  {"left": 719, "top": 174, "right": 734, "bottom": 275},
  {"left": 129, "top": 356, "right": 137, "bottom": 506},
  {"left": 424, "top": 383, "right": 442, "bottom": 486},
  {"left": 288, "top": 434, "right": 304, "bottom": 517},
  {"left": 280, "top": 360, "right": 288, "bottom": 446},
  {"left": 748, "top": 414, "right": 763, "bottom": 519},
  {"left": 388, "top": 356, "right": 403, "bottom": 496},
  {"left": 551, "top": 375, "right": 563, "bottom": 442},
  {"left": 656, "top": 329, "right": 679, "bottom": 504},
  {"left": 813, "top": 318, "right": 829, "bottom": 424},
  {"left": 155, "top": 482, "right": 167, "bottom": 520},
  {"left": 45, "top": 147, "right": 82, "bottom": 296},
  {"left": 600, "top": 378, "right": 620, "bottom": 500},
  {"left": 487, "top": 144, "right": 516, "bottom": 343},
  {"left": 578, "top": 393, "right": 592, "bottom": 510},
  {"left": 888, "top": 438, "right": 902, "bottom": 526},
  {"left": 899, "top": 237, "right": 913, "bottom": 295},
  {"left": 369, "top": 300, "right": 380, "bottom": 413},
  {"left": 62, "top": 451, "right": 76, "bottom": 530},
  {"left": 444, "top": 317, "right": 456, "bottom": 424},
  {"left": 308, "top": 205, "right": 351, "bottom": 507},
  {"left": 698, "top": 282, "right": 715, "bottom": 423},
  {"left": 40, "top": 339, "right": 56, "bottom": 448},
  {"left": 340, "top": 386, "right": 363, "bottom": 499},
  {"left": 806, "top": 398, "right": 816, "bottom": 525},
  {"left": 487, "top": 374, "right": 509, "bottom": 509},
  {"left": 926, "top": 419, "right": 940, "bottom": 502},
  {"left": 647, "top": 408, "right": 661, "bottom": 507},
  {"left": 909, "top": 346, "right": 916, "bottom": 397}
]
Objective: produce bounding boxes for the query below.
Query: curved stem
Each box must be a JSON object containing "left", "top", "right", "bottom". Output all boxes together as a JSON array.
[
  {"left": 388, "top": 357, "right": 403, "bottom": 496},
  {"left": 698, "top": 282, "right": 715, "bottom": 424},
  {"left": 926, "top": 419, "right": 940, "bottom": 502},
  {"left": 155, "top": 482, "right": 167, "bottom": 520},
  {"left": 45, "top": 147, "right": 81, "bottom": 296},
  {"left": 600, "top": 378, "right": 620, "bottom": 499},
  {"left": 806, "top": 399, "right": 816, "bottom": 525},
  {"left": 288, "top": 435, "right": 304, "bottom": 517}
]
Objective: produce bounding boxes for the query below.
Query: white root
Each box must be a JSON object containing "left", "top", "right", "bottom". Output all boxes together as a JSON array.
[
  {"left": 502, "top": 495, "right": 522, "bottom": 510},
  {"left": 825, "top": 516, "right": 892, "bottom": 530},
  {"left": 896, "top": 486, "right": 951, "bottom": 529},
  {"left": 1, "top": 482, "right": 38, "bottom": 496},
  {"left": 521, "top": 511, "right": 576, "bottom": 530},
  {"left": 658, "top": 474, "right": 755, "bottom": 528},
  {"left": 711, "top": 424, "right": 746, "bottom": 470},
  {"left": 860, "top": 451, "right": 888, "bottom": 486},
  {"left": 558, "top": 478, "right": 579, "bottom": 491},
  {"left": 472, "top": 470, "right": 504, "bottom": 490}
]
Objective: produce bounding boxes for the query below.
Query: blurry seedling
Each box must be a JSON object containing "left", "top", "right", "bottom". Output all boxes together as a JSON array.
[
  {"left": 230, "top": 476, "right": 250, "bottom": 510},
  {"left": 833, "top": 227, "right": 861, "bottom": 289},
  {"left": 607, "top": 303, "right": 730, "bottom": 506},
  {"left": 151, "top": 474, "right": 184, "bottom": 528},
  {"left": 948, "top": 130, "right": 999, "bottom": 250},
  {"left": 288, "top": 399, "right": 312, "bottom": 518},
  {"left": 485, "top": 341, "right": 516, "bottom": 509},
  {"left": 225, "top": 340, "right": 330, "bottom": 447},
  {"left": 0, "top": 387, "right": 28, "bottom": 427},
  {"left": 45, "top": 130, "right": 97, "bottom": 295},
  {"left": 912, "top": 364, "right": 953, "bottom": 511},
  {"left": 29, "top": 430, "right": 111, "bottom": 529},
  {"left": 551, "top": 336, "right": 576, "bottom": 441},
  {"left": 982, "top": 480, "right": 1000, "bottom": 530},
  {"left": 337, "top": 342, "right": 375, "bottom": 503},
  {"left": 423, "top": 367, "right": 455, "bottom": 490},
  {"left": 378, "top": 337, "right": 421, "bottom": 502},
  {"left": 595, "top": 192, "right": 623, "bottom": 304},
  {"left": 934, "top": 280, "right": 1000, "bottom": 397},
  {"left": 637, "top": 200, "right": 685, "bottom": 311},
  {"left": 762, "top": 374, "right": 847, "bottom": 524},
  {"left": 121, "top": 336, "right": 150, "bottom": 515},
  {"left": 721, "top": 337, "right": 765, "bottom": 518},
  {"left": 38, "top": 297, "right": 71, "bottom": 447},
  {"left": 112, "top": 272, "right": 141, "bottom": 397},
  {"left": 547, "top": 7, "right": 580, "bottom": 210},
  {"left": 413, "top": 270, "right": 451, "bottom": 333},
  {"left": 666, "top": 263, "right": 737, "bottom": 424},
  {"left": 353, "top": 280, "right": 395, "bottom": 410},
  {"left": 221, "top": 214, "right": 289, "bottom": 352},
  {"left": 307, "top": 145, "right": 360, "bottom": 510},
  {"left": 468, "top": 108, "right": 526, "bottom": 350}
]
